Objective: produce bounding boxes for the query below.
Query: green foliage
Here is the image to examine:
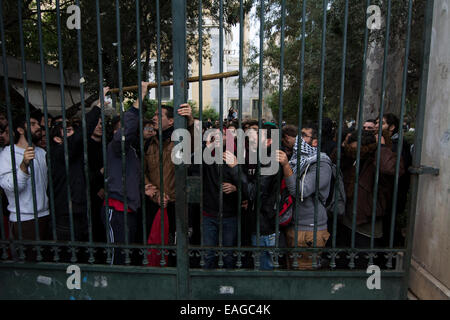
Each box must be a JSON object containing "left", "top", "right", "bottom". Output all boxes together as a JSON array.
[
  {"left": 2, "top": 0, "right": 253, "bottom": 102},
  {"left": 192, "top": 105, "right": 220, "bottom": 121},
  {"left": 245, "top": 0, "right": 426, "bottom": 125}
]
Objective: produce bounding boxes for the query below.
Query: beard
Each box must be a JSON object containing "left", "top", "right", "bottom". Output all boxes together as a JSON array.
[{"left": 31, "top": 130, "right": 42, "bottom": 144}]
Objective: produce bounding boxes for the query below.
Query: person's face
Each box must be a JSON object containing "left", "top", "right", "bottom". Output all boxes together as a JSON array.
[
  {"left": 363, "top": 121, "right": 376, "bottom": 131},
  {"left": 301, "top": 128, "right": 314, "bottom": 145},
  {"left": 143, "top": 123, "right": 155, "bottom": 140},
  {"left": 0, "top": 126, "right": 9, "bottom": 147},
  {"left": 37, "top": 129, "right": 47, "bottom": 149},
  {"left": 30, "top": 118, "right": 43, "bottom": 142},
  {"left": 282, "top": 134, "right": 296, "bottom": 149},
  {"left": 152, "top": 109, "right": 173, "bottom": 131},
  {"left": 0, "top": 114, "right": 7, "bottom": 128},
  {"left": 93, "top": 118, "right": 103, "bottom": 137},
  {"left": 375, "top": 117, "right": 389, "bottom": 132}
]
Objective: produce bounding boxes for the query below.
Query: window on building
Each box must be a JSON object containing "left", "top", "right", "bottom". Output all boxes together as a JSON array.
[
  {"left": 251, "top": 99, "right": 259, "bottom": 119},
  {"left": 155, "top": 62, "right": 171, "bottom": 101},
  {"left": 230, "top": 99, "right": 239, "bottom": 110}
]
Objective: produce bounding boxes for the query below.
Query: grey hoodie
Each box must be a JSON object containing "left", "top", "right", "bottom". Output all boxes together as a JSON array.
[{"left": 285, "top": 137, "right": 332, "bottom": 231}]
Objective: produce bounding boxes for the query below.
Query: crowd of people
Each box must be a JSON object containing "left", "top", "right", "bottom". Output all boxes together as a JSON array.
[{"left": 0, "top": 82, "right": 413, "bottom": 270}]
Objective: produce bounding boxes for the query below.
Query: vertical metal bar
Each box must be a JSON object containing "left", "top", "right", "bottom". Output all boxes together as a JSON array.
[
  {"left": 349, "top": 0, "right": 371, "bottom": 269},
  {"left": 0, "top": 196, "right": 6, "bottom": 259},
  {"left": 156, "top": 0, "right": 166, "bottom": 267},
  {"left": 293, "top": 0, "right": 307, "bottom": 269},
  {"left": 95, "top": 0, "right": 112, "bottom": 264},
  {"left": 330, "top": 0, "right": 349, "bottom": 269},
  {"left": 36, "top": 0, "right": 58, "bottom": 260},
  {"left": 114, "top": 0, "right": 130, "bottom": 265},
  {"left": 135, "top": 0, "right": 147, "bottom": 266},
  {"left": 218, "top": 0, "right": 224, "bottom": 269},
  {"left": 172, "top": 0, "right": 190, "bottom": 299},
  {"left": 18, "top": 0, "right": 42, "bottom": 261},
  {"left": 56, "top": 0, "right": 77, "bottom": 263},
  {"left": 369, "top": 0, "right": 392, "bottom": 266},
  {"left": 254, "top": 0, "right": 264, "bottom": 270},
  {"left": 312, "top": 0, "right": 328, "bottom": 269},
  {"left": 198, "top": 0, "right": 205, "bottom": 268},
  {"left": 274, "top": 0, "right": 286, "bottom": 270},
  {"left": 401, "top": 0, "right": 434, "bottom": 300},
  {"left": 0, "top": 1, "right": 24, "bottom": 260},
  {"left": 236, "top": 0, "right": 244, "bottom": 269},
  {"left": 74, "top": 0, "right": 94, "bottom": 264},
  {"left": 388, "top": 0, "right": 413, "bottom": 268}
]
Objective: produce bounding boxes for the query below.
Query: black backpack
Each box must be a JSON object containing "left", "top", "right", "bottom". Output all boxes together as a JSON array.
[{"left": 318, "top": 163, "right": 346, "bottom": 216}]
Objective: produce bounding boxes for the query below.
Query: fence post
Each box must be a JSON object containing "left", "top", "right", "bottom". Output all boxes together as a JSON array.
[
  {"left": 172, "top": 0, "right": 190, "bottom": 299},
  {"left": 402, "top": 0, "right": 434, "bottom": 300}
]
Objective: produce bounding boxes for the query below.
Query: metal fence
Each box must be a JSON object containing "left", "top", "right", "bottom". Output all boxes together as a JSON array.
[{"left": 0, "top": 0, "right": 434, "bottom": 300}]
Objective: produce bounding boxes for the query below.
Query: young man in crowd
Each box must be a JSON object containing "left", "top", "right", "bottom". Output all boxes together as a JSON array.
[
  {"left": 102, "top": 82, "right": 151, "bottom": 265},
  {"left": 0, "top": 122, "right": 9, "bottom": 151},
  {"left": 338, "top": 125, "right": 404, "bottom": 268},
  {"left": 201, "top": 126, "right": 241, "bottom": 269},
  {"left": 88, "top": 114, "right": 107, "bottom": 252},
  {"left": 49, "top": 89, "right": 106, "bottom": 251},
  {"left": 363, "top": 119, "right": 377, "bottom": 132},
  {"left": 281, "top": 124, "right": 298, "bottom": 160},
  {"left": 375, "top": 113, "right": 411, "bottom": 247},
  {"left": 277, "top": 123, "right": 332, "bottom": 270},
  {"left": 0, "top": 114, "right": 49, "bottom": 261},
  {"left": 225, "top": 122, "right": 280, "bottom": 270},
  {"left": 144, "top": 102, "right": 194, "bottom": 265}
]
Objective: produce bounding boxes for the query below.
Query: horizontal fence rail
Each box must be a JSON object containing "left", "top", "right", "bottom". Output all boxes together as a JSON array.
[{"left": 0, "top": 0, "right": 430, "bottom": 300}]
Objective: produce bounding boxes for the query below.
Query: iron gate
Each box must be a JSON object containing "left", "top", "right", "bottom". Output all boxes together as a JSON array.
[{"left": 0, "top": 0, "right": 435, "bottom": 300}]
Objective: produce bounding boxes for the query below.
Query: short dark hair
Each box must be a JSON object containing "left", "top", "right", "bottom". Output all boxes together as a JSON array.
[
  {"left": 382, "top": 113, "right": 399, "bottom": 134},
  {"left": 143, "top": 119, "right": 153, "bottom": 127},
  {"left": 13, "top": 115, "right": 40, "bottom": 144},
  {"left": 302, "top": 120, "right": 318, "bottom": 140},
  {"left": 227, "top": 120, "right": 238, "bottom": 129},
  {"left": 246, "top": 120, "right": 259, "bottom": 128},
  {"left": 365, "top": 119, "right": 376, "bottom": 124},
  {"left": 161, "top": 105, "right": 174, "bottom": 119},
  {"left": 282, "top": 124, "right": 298, "bottom": 138}
]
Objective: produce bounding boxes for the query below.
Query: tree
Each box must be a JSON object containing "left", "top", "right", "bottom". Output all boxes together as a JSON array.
[
  {"left": 2, "top": 0, "right": 253, "bottom": 105},
  {"left": 244, "top": 0, "right": 426, "bottom": 126}
]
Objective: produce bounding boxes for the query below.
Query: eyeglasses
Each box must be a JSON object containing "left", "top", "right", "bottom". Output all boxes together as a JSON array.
[{"left": 144, "top": 127, "right": 154, "bottom": 132}]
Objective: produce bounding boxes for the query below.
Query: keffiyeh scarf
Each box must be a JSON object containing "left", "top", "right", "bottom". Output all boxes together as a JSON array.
[{"left": 289, "top": 135, "right": 318, "bottom": 174}]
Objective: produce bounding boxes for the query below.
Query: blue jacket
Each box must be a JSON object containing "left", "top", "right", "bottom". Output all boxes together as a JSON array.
[{"left": 106, "top": 107, "right": 141, "bottom": 212}]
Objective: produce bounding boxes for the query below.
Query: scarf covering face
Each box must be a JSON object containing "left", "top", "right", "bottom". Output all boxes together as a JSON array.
[{"left": 289, "top": 135, "right": 318, "bottom": 174}]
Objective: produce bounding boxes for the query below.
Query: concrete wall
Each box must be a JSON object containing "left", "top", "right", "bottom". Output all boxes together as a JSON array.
[{"left": 409, "top": 0, "right": 450, "bottom": 300}]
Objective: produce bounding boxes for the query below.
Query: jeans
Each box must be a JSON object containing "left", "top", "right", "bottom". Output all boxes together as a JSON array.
[
  {"left": 251, "top": 233, "right": 276, "bottom": 270},
  {"left": 202, "top": 215, "right": 237, "bottom": 269}
]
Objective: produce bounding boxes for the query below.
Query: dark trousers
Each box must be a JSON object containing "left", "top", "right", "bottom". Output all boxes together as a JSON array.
[
  {"left": 335, "top": 224, "right": 384, "bottom": 269},
  {"left": 101, "top": 206, "right": 137, "bottom": 265},
  {"left": 9, "top": 215, "right": 50, "bottom": 262},
  {"left": 202, "top": 215, "right": 237, "bottom": 269}
]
